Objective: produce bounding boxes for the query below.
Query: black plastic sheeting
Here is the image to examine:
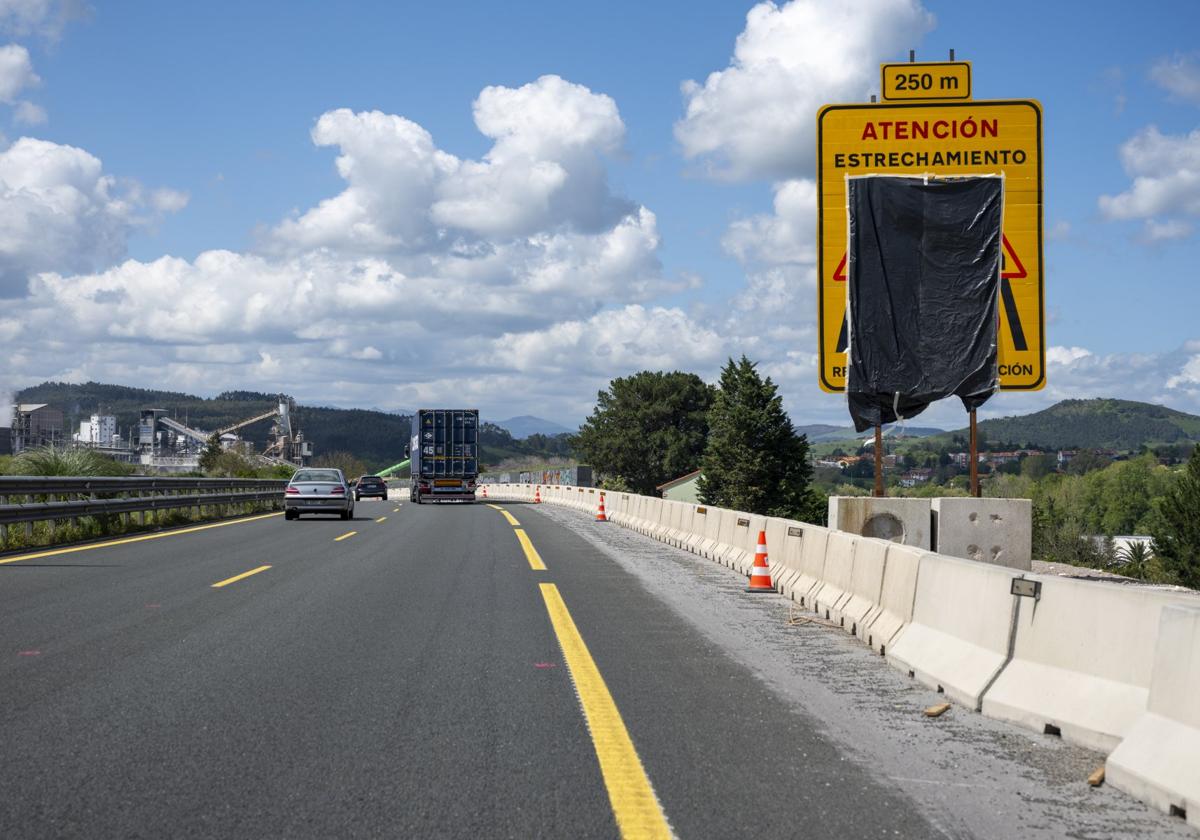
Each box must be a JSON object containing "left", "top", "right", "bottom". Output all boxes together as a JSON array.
[{"left": 846, "top": 176, "right": 1002, "bottom": 432}]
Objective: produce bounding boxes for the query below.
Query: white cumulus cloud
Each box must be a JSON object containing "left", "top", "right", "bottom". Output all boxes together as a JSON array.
[
  {"left": 1098, "top": 126, "right": 1200, "bottom": 239},
  {"left": 675, "top": 0, "right": 934, "bottom": 180},
  {"left": 270, "top": 75, "right": 634, "bottom": 254},
  {"left": 0, "top": 43, "right": 38, "bottom": 102},
  {"left": 0, "top": 137, "right": 186, "bottom": 296}
]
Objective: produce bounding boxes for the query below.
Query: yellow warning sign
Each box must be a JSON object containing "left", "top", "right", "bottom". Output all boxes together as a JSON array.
[{"left": 816, "top": 97, "right": 1044, "bottom": 393}]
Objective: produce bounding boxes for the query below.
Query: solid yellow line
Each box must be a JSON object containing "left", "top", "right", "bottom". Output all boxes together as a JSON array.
[
  {"left": 539, "top": 583, "right": 671, "bottom": 840},
  {"left": 375, "top": 516, "right": 387, "bottom": 523},
  {"left": 486, "top": 504, "right": 503, "bottom": 510},
  {"left": 514, "top": 528, "right": 545, "bottom": 570},
  {"left": 0, "top": 512, "right": 283, "bottom": 566},
  {"left": 494, "top": 506, "right": 521, "bottom": 527},
  {"left": 211, "top": 565, "right": 272, "bottom": 588},
  {"left": 334, "top": 531, "right": 357, "bottom": 542}
]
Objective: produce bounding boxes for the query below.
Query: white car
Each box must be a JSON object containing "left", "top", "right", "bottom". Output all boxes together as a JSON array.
[{"left": 284, "top": 468, "right": 355, "bottom": 520}]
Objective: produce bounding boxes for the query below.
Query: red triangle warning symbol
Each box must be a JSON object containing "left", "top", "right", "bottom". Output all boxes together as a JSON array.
[
  {"left": 1001, "top": 235, "right": 1026, "bottom": 280},
  {"left": 833, "top": 236, "right": 1025, "bottom": 282}
]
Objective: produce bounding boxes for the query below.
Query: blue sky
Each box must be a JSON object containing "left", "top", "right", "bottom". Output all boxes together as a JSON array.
[{"left": 3, "top": 0, "right": 1200, "bottom": 430}]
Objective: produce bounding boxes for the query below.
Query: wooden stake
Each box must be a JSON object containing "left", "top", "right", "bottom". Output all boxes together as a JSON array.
[
  {"left": 874, "top": 424, "right": 885, "bottom": 497},
  {"left": 969, "top": 409, "right": 980, "bottom": 498}
]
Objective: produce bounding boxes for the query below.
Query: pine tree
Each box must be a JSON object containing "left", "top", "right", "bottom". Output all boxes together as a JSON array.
[
  {"left": 1151, "top": 443, "right": 1200, "bottom": 589},
  {"left": 698, "top": 356, "right": 821, "bottom": 522}
]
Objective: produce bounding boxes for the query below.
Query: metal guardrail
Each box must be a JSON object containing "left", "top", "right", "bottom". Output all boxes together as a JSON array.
[
  {"left": 0, "top": 476, "right": 284, "bottom": 496},
  {"left": 0, "top": 476, "right": 287, "bottom": 545}
]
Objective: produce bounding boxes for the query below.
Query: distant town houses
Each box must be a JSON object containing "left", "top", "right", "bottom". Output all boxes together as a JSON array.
[{"left": 815, "top": 445, "right": 1122, "bottom": 480}]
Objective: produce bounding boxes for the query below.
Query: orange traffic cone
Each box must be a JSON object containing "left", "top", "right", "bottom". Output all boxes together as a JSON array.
[
  {"left": 482, "top": 485, "right": 488, "bottom": 499},
  {"left": 534, "top": 485, "right": 542, "bottom": 504},
  {"left": 746, "top": 530, "right": 774, "bottom": 593},
  {"left": 595, "top": 492, "right": 608, "bottom": 522}
]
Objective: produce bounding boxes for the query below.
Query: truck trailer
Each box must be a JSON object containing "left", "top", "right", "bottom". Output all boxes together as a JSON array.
[{"left": 408, "top": 409, "right": 479, "bottom": 503}]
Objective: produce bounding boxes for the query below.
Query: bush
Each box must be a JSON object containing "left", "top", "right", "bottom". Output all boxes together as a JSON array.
[{"left": 11, "top": 446, "right": 135, "bottom": 476}]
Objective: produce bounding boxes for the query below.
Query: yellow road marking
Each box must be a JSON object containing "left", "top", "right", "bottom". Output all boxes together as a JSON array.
[
  {"left": 393, "top": 507, "right": 400, "bottom": 512},
  {"left": 489, "top": 505, "right": 521, "bottom": 527},
  {"left": 514, "top": 528, "right": 545, "bottom": 570},
  {"left": 375, "top": 516, "right": 387, "bottom": 523},
  {"left": 334, "top": 531, "right": 357, "bottom": 542},
  {"left": 0, "top": 512, "right": 283, "bottom": 566},
  {"left": 539, "top": 583, "right": 671, "bottom": 840},
  {"left": 211, "top": 565, "right": 272, "bottom": 588},
  {"left": 486, "top": 503, "right": 503, "bottom": 510}
]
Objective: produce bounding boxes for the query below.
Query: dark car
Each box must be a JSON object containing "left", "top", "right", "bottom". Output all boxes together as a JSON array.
[{"left": 354, "top": 475, "right": 388, "bottom": 501}]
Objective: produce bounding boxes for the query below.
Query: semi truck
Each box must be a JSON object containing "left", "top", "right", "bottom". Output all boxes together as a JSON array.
[{"left": 408, "top": 409, "right": 479, "bottom": 503}]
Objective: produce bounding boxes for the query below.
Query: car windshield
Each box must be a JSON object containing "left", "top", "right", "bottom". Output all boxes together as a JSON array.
[{"left": 292, "top": 470, "right": 341, "bottom": 483}]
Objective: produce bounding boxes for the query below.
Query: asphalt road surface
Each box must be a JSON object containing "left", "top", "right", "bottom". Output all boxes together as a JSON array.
[{"left": 0, "top": 498, "right": 1188, "bottom": 838}]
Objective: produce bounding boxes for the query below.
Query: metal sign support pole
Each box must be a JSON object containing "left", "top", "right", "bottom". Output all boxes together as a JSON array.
[
  {"left": 969, "top": 409, "right": 980, "bottom": 498},
  {"left": 874, "top": 424, "right": 885, "bottom": 497}
]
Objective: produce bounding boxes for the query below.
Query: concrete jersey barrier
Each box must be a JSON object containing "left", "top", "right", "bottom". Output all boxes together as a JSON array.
[
  {"left": 859, "top": 543, "right": 924, "bottom": 655},
  {"left": 886, "top": 552, "right": 1021, "bottom": 710},
  {"left": 1107, "top": 605, "right": 1200, "bottom": 829},
  {"left": 836, "top": 536, "right": 888, "bottom": 638},
  {"left": 982, "top": 576, "right": 1200, "bottom": 752}
]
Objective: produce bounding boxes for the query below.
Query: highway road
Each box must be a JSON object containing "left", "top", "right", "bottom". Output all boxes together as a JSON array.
[{"left": 0, "top": 497, "right": 1191, "bottom": 839}]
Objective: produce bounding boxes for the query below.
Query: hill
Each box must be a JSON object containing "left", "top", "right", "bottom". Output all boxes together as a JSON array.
[
  {"left": 940, "top": 398, "right": 1200, "bottom": 451},
  {"left": 495, "top": 415, "right": 573, "bottom": 438},
  {"left": 797, "top": 422, "right": 945, "bottom": 443},
  {"left": 14, "top": 382, "right": 574, "bottom": 471}
]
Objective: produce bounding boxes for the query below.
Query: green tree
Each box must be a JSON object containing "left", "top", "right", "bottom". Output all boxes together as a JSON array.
[
  {"left": 698, "top": 356, "right": 820, "bottom": 522},
  {"left": 1021, "top": 452, "right": 1056, "bottom": 479},
  {"left": 1151, "top": 444, "right": 1200, "bottom": 589},
  {"left": 198, "top": 432, "right": 222, "bottom": 473},
  {"left": 572, "top": 371, "right": 714, "bottom": 495},
  {"left": 314, "top": 450, "right": 370, "bottom": 481}
]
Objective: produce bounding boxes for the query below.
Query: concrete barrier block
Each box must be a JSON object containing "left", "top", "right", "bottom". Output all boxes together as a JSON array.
[
  {"left": 771, "top": 521, "right": 806, "bottom": 597},
  {"left": 828, "top": 496, "right": 931, "bottom": 549},
  {"left": 1108, "top": 605, "right": 1200, "bottom": 829},
  {"left": 696, "top": 507, "right": 723, "bottom": 558},
  {"left": 861, "top": 542, "right": 926, "bottom": 657},
  {"left": 732, "top": 514, "right": 768, "bottom": 574},
  {"left": 886, "top": 552, "right": 1021, "bottom": 710},
  {"left": 787, "top": 526, "right": 830, "bottom": 606},
  {"left": 838, "top": 537, "right": 888, "bottom": 637},
  {"left": 931, "top": 497, "right": 1031, "bottom": 571},
  {"left": 812, "top": 532, "right": 857, "bottom": 624},
  {"left": 722, "top": 511, "right": 757, "bottom": 572},
  {"left": 981, "top": 577, "right": 1198, "bottom": 752}
]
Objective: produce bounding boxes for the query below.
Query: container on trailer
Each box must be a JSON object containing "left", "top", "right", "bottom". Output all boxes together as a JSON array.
[{"left": 409, "top": 409, "right": 479, "bottom": 503}]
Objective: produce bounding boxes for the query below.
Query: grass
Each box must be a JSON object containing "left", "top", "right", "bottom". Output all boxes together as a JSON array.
[{"left": 0, "top": 498, "right": 282, "bottom": 553}]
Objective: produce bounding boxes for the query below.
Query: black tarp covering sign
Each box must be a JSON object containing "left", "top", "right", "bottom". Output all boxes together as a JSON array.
[{"left": 846, "top": 175, "right": 1003, "bottom": 432}]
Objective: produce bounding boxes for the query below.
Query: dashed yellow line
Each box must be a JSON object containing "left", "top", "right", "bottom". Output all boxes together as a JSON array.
[
  {"left": 539, "top": 583, "right": 671, "bottom": 839},
  {"left": 334, "top": 531, "right": 357, "bottom": 542},
  {"left": 375, "top": 516, "right": 387, "bottom": 523},
  {"left": 211, "top": 565, "right": 272, "bottom": 588},
  {"left": 0, "top": 512, "right": 283, "bottom": 566},
  {"left": 494, "top": 507, "right": 521, "bottom": 527},
  {"left": 514, "top": 528, "right": 545, "bottom": 570}
]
